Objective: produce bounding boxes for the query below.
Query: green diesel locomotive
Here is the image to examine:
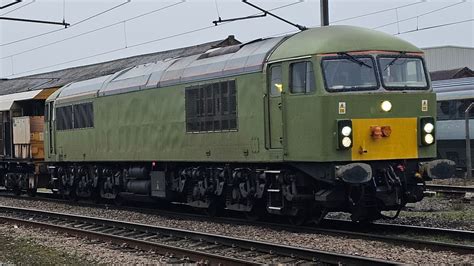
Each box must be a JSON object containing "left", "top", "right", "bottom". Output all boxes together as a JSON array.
[{"left": 39, "top": 25, "right": 454, "bottom": 222}]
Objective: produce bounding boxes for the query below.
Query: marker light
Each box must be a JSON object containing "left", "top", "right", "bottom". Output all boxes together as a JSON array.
[
  {"left": 275, "top": 83, "right": 283, "bottom": 92},
  {"left": 420, "top": 117, "right": 435, "bottom": 146},
  {"left": 381, "top": 100, "right": 392, "bottom": 112},
  {"left": 342, "top": 137, "right": 352, "bottom": 148},
  {"left": 341, "top": 126, "right": 352, "bottom": 137},
  {"left": 424, "top": 134, "right": 434, "bottom": 145},
  {"left": 423, "top": 122, "right": 434, "bottom": 134},
  {"left": 337, "top": 120, "right": 352, "bottom": 150}
]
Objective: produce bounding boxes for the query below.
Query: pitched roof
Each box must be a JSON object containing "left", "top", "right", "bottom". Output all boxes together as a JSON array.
[
  {"left": 430, "top": 67, "right": 474, "bottom": 81},
  {"left": 0, "top": 36, "right": 240, "bottom": 96}
]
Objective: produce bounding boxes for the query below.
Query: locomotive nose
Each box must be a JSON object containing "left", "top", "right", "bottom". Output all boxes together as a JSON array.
[{"left": 351, "top": 118, "right": 419, "bottom": 161}]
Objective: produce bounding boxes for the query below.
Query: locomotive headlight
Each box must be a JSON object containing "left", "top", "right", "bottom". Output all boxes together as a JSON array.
[
  {"left": 423, "top": 122, "right": 434, "bottom": 134},
  {"left": 381, "top": 100, "right": 392, "bottom": 112},
  {"left": 342, "top": 137, "right": 352, "bottom": 148},
  {"left": 341, "top": 126, "right": 352, "bottom": 137},
  {"left": 337, "top": 120, "right": 352, "bottom": 150},
  {"left": 424, "top": 134, "right": 434, "bottom": 145},
  {"left": 420, "top": 117, "right": 435, "bottom": 146}
]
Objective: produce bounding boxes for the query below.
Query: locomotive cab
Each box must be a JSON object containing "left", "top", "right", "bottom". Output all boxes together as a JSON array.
[{"left": 264, "top": 27, "right": 455, "bottom": 221}]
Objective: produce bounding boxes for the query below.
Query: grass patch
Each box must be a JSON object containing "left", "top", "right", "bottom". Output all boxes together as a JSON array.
[{"left": 0, "top": 230, "right": 92, "bottom": 265}]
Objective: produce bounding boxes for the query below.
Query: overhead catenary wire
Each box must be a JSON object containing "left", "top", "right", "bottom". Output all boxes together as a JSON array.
[
  {"left": 73, "top": 0, "right": 131, "bottom": 26},
  {"left": 0, "top": 0, "right": 132, "bottom": 47},
  {"left": 331, "top": 0, "right": 424, "bottom": 24},
  {"left": 1, "top": 0, "right": 297, "bottom": 61},
  {"left": 372, "top": 0, "right": 466, "bottom": 30},
  {"left": 262, "top": 0, "right": 432, "bottom": 38},
  {"left": 214, "top": 0, "right": 221, "bottom": 19},
  {"left": 4, "top": 1, "right": 304, "bottom": 77},
  {"left": 0, "top": 1, "right": 183, "bottom": 58},
  {"left": 396, "top": 18, "right": 474, "bottom": 35},
  {"left": 0, "top": 0, "right": 35, "bottom": 16}
]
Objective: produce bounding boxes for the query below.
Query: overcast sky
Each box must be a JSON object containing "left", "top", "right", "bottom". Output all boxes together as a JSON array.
[{"left": 0, "top": 0, "right": 472, "bottom": 78}]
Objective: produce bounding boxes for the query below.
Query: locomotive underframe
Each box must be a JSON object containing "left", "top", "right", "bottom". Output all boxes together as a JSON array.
[{"left": 2, "top": 158, "right": 439, "bottom": 223}]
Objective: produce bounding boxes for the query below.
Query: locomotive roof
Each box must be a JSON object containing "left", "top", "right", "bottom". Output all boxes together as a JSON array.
[
  {"left": 0, "top": 36, "right": 240, "bottom": 97},
  {"left": 51, "top": 25, "right": 424, "bottom": 104},
  {"left": 52, "top": 36, "right": 286, "bottom": 104},
  {"left": 269, "top": 25, "right": 422, "bottom": 61}
]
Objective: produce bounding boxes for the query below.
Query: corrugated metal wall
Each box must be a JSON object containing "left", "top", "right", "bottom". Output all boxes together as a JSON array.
[{"left": 422, "top": 46, "right": 474, "bottom": 72}]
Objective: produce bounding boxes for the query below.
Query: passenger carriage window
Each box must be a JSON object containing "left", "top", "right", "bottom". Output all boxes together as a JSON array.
[
  {"left": 437, "top": 101, "right": 452, "bottom": 120},
  {"left": 270, "top": 66, "right": 282, "bottom": 96},
  {"left": 456, "top": 100, "right": 474, "bottom": 119},
  {"left": 290, "top": 62, "right": 315, "bottom": 94},
  {"left": 185, "top": 80, "right": 237, "bottom": 133},
  {"left": 437, "top": 100, "right": 474, "bottom": 121}
]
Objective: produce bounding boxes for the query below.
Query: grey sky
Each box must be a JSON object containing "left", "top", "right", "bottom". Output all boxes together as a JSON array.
[{"left": 0, "top": 0, "right": 473, "bottom": 78}]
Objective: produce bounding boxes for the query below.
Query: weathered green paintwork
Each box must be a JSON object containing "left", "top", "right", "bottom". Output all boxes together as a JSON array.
[
  {"left": 46, "top": 73, "right": 282, "bottom": 163},
  {"left": 44, "top": 26, "right": 436, "bottom": 164},
  {"left": 269, "top": 26, "right": 421, "bottom": 62}
]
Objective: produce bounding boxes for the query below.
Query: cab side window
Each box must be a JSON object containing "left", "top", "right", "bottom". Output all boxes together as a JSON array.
[
  {"left": 270, "top": 65, "right": 282, "bottom": 96},
  {"left": 290, "top": 61, "right": 315, "bottom": 94}
]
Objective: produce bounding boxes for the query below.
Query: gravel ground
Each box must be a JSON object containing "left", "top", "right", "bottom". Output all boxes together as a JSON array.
[
  {"left": 327, "top": 196, "right": 474, "bottom": 230},
  {"left": 0, "top": 197, "right": 472, "bottom": 264},
  {"left": 384, "top": 196, "right": 474, "bottom": 230},
  {"left": 0, "top": 222, "right": 169, "bottom": 265},
  {"left": 428, "top": 177, "right": 474, "bottom": 186}
]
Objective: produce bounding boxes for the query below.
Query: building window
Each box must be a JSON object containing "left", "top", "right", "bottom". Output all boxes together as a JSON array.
[
  {"left": 56, "top": 102, "right": 94, "bottom": 131},
  {"left": 185, "top": 80, "right": 237, "bottom": 133},
  {"left": 290, "top": 61, "right": 315, "bottom": 94},
  {"left": 270, "top": 65, "right": 282, "bottom": 96}
]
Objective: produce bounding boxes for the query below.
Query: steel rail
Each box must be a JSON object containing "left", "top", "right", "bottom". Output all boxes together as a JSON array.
[
  {"left": 0, "top": 191, "right": 472, "bottom": 254},
  {"left": 0, "top": 206, "right": 397, "bottom": 265},
  {"left": 425, "top": 184, "right": 474, "bottom": 194}
]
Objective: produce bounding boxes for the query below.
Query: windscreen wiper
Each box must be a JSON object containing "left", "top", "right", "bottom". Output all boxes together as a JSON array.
[
  {"left": 384, "top": 52, "right": 406, "bottom": 71},
  {"left": 338, "top": 52, "right": 372, "bottom": 68}
]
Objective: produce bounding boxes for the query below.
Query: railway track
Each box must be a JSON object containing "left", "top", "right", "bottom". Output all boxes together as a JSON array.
[
  {"left": 0, "top": 206, "right": 396, "bottom": 265},
  {"left": 425, "top": 184, "right": 474, "bottom": 195},
  {"left": 0, "top": 191, "right": 473, "bottom": 255}
]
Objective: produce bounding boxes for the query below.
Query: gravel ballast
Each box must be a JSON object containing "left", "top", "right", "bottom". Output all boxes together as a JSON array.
[
  {"left": 0, "top": 196, "right": 472, "bottom": 264},
  {"left": 0, "top": 223, "right": 166, "bottom": 264}
]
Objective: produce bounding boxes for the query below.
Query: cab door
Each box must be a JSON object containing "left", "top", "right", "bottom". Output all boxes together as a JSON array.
[
  {"left": 45, "top": 102, "right": 56, "bottom": 158},
  {"left": 267, "top": 64, "right": 284, "bottom": 149}
]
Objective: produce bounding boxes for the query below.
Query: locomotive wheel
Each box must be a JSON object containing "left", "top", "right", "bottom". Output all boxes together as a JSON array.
[
  {"left": 288, "top": 210, "right": 308, "bottom": 226},
  {"left": 114, "top": 195, "right": 124, "bottom": 206},
  {"left": 245, "top": 211, "right": 260, "bottom": 221},
  {"left": 245, "top": 204, "right": 264, "bottom": 221},
  {"left": 26, "top": 188, "right": 37, "bottom": 197},
  {"left": 309, "top": 208, "right": 327, "bottom": 225},
  {"left": 204, "top": 201, "right": 222, "bottom": 217},
  {"left": 13, "top": 187, "right": 21, "bottom": 196},
  {"left": 67, "top": 189, "right": 78, "bottom": 201}
]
